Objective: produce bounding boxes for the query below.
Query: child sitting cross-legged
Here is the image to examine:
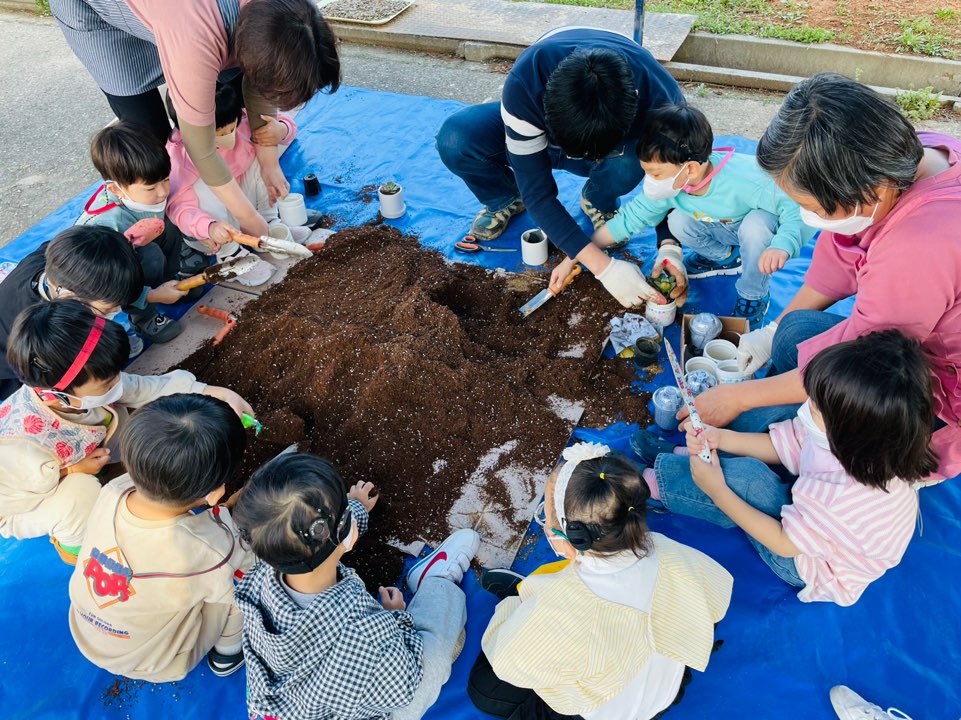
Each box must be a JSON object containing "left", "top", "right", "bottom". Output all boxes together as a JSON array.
[
  {"left": 0, "top": 299, "right": 252, "bottom": 566},
  {"left": 470, "top": 444, "right": 733, "bottom": 720},
  {"left": 232, "top": 452, "right": 479, "bottom": 720},
  {"left": 632, "top": 330, "right": 934, "bottom": 606},
  {"left": 68, "top": 393, "right": 255, "bottom": 681}
]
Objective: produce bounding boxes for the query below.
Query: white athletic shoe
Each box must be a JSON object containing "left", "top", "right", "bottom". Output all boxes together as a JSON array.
[
  {"left": 830, "top": 686, "right": 913, "bottom": 720},
  {"left": 406, "top": 528, "right": 480, "bottom": 592},
  {"left": 216, "top": 245, "right": 274, "bottom": 287},
  {"left": 289, "top": 225, "right": 312, "bottom": 244}
]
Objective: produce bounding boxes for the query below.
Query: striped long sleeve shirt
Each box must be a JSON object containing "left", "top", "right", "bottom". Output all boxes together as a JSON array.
[{"left": 771, "top": 418, "right": 920, "bottom": 606}]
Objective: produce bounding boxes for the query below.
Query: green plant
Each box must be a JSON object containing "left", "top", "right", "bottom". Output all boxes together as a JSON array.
[
  {"left": 894, "top": 87, "right": 941, "bottom": 121},
  {"left": 380, "top": 180, "right": 401, "bottom": 195},
  {"left": 894, "top": 18, "right": 957, "bottom": 58},
  {"left": 934, "top": 8, "right": 958, "bottom": 22},
  {"left": 694, "top": 83, "right": 710, "bottom": 98},
  {"left": 35, "top": 0, "right": 51, "bottom": 15}
]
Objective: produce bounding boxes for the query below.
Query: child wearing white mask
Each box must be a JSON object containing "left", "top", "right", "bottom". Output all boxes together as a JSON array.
[
  {"left": 631, "top": 330, "right": 935, "bottom": 606},
  {"left": 0, "top": 300, "right": 251, "bottom": 565},
  {"left": 166, "top": 82, "right": 301, "bottom": 288}
]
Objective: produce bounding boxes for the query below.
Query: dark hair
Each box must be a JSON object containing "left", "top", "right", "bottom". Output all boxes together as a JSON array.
[
  {"left": 562, "top": 453, "right": 652, "bottom": 557},
  {"left": 543, "top": 49, "right": 638, "bottom": 160},
  {"left": 45, "top": 226, "right": 144, "bottom": 308},
  {"left": 120, "top": 394, "right": 247, "bottom": 505},
  {"left": 756, "top": 72, "right": 924, "bottom": 214},
  {"left": 232, "top": 453, "right": 348, "bottom": 571},
  {"left": 7, "top": 300, "right": 128, "bottom": 391},
  {"left": 638, "top": 104, "right": 712, "bottom": 164},
  {"left": 803, "top": 330, "right": 938, "bottom": 489},
  {"left": 235, "top": 0, "right": 341, "bottom": 111},
  {"left": 214, "top": 82, "right": 245, "bottom": 131},
  {"left": 90, "top": 122, "right": 171, "bottom": 186}
]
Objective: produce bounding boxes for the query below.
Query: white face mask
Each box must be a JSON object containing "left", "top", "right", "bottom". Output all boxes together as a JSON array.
[
  {"left": 120, "top": 194, "right": 167, "bottom": 214},
  {"left": 796, "top": 400, "right": 830, "bottom": 449},
  {"left": 215, "top": 131, "right": 237, "bottom": 150},
  {"left": 61, "top": 377, "right": 124, "bottom": 411},
  {"left": 799, "top": 202, "right": 878, "bottom": 235},
  {"left": 643, "top": 166, "right": 688, "bottom": 201},
  {"left": 103, "top": 309, "right": 121, "bottom": 321}
]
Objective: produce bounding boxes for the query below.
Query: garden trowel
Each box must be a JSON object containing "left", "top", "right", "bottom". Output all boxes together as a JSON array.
[
  {"left": 519, "top": 264, "right": 583, "bottom": 318},
  {"left": 175, "top": 255, "right": 259, "bottom": 291},
  {"left": 227, "top": 228, "right": 313, "bottom": 259}
]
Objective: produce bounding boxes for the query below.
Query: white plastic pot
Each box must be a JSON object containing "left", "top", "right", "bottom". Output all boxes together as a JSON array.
[
  {"left": 684, "top": 356, "right": 719, "bottom": 379},
  {"left": 267, "top": 223, "right": 292, "bottom": 259},
  {"left": 521, "top": 228, "right": 549, "bottom": 266},
  {"left": 716, "top": 359, "right": 749, "bottom": 383},
  {"left": 378, "top": 184, "right": 407, "bottom": 219},
  {"left": 278, "top": 193, "right": 308, "bottom": 226},
  {"left": 704, "top": 339, "right": 737, "bottom": 364}
]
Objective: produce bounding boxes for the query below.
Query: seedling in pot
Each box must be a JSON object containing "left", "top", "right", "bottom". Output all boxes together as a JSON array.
[
  {"left": 379, "top": 180, "right": 401, "bottom": 195},
  {"left": 647, "top": 269, "right": 676, "bottom": 302}
]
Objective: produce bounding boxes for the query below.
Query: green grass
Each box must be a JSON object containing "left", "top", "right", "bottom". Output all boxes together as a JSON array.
[
  {"left": 894, "top": 18, "right": 958, "bottom": 58},
  {"left": 35, "top": 0, "right": 50, "bottom": 15},
  {"left": 934, "top": 8, "right": 959, "bottom": 22},
  {"left": 894, "top": 86, "right": 941, "bottom": 121}
]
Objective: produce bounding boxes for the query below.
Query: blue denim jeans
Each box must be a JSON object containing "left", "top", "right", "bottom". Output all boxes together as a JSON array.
[
  {"left": 653, "top": 453, "right": 805, "bottom": 587},
  {"left": 435, "top": 101, "right": 644, "bottom": 213},
  {"left": 666, "top": 208, "right": 779, "bottom": 300}
]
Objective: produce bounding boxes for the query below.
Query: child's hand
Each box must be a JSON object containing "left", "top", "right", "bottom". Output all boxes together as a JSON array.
[
  {"left": 758, "top": 248, "right": 789, "bottom": 275},
  {"left": 202, "top": 386, "right": 254, "bottom": 419},
  {"left": 549, "top": 257, "right": 577, "bottom": 295},
  {"left": 251, "top": 115, "right": 290, "bottom": 147},
  {"left": 146, "top": 280, "right": 188, "bottom": 305},
  {"left": 378, "top": 586, "right": 407, "bottom": 610},
  {"left": 681, "top": 420, "right": 723, "bottom": 452},
  {"left": 689, "top": 449, "right": 726, "bottom": 496},
  {"left": 64, "top": 447, "right": 111, "bottom": 477},
  {"left": 348, "top": 480, "right": 379, "bottom": 512},
  {"left": 206, "top": 221, "right": 235, "bottom": 252},
  {"left": 124, "top": 218, "right": 166, "bottom": 247}
]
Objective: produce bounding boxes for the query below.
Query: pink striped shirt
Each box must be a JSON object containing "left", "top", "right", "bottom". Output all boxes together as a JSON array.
[{"left": 770, "top": 418, "right": 919, "bottom": 606}]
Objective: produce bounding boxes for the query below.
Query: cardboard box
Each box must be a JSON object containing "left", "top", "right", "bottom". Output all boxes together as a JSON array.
[{"left": 680, "top": 314, "right": 750, "bottom": 368}]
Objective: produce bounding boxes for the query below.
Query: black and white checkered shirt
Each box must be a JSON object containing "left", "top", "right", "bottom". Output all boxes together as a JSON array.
[{"left": 236, "top": 501, "right": 425, "bottom": 720}]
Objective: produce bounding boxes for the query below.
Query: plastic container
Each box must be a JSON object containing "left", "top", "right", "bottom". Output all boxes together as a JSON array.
[
  {"left": 303, "top": 173, "right": 321, "bottom": 197},
  {"left": 520, "top": 229, "right": 549, "bottom": 266},
  {"left": 278, "top": 193, "right": 309, "bottom": 226},
  {"left": 645, "top": 299, "right": 677, "bottom": 328},
  {"left": 378, "top": 183, "right": 407, "bottom": 219},
  {"left": 633, "top": 337, "right": 660, "bottom": 367},
  {"left": 267, "top": 223, "right": 292, "bottom": 259},
  {"left": 685, "top": 356, "right": 719, "bottom": 378},
  {"left": 704, "top": 339, "right": 737, "bottom": 364},
  {"left": 685, "top": 369, "right": 717, "bottom": 396},
  {"left": 652, "top": 386, "right": 683, "bottom": 431},
  {"left": 689, "top": 313, "right": 723, "bottom": 350}
]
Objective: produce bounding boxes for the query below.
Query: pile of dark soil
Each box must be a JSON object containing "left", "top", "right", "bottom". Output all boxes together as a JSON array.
[{"left": 181, "top": 225, "right": 650, "bottom": 588}]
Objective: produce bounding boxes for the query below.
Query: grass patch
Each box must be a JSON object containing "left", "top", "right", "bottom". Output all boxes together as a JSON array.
[
  {"left": 893, "top": 18, "right": 957, "bottom": 58},
  {"left": 894, "top": 87, "right": 941, "bottom": 121},
  {"left": 35, "top": 0, "right": 51, "bottom": 14}
]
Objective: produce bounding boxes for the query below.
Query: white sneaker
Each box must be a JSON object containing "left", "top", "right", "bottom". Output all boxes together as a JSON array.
[
  {"left": 406, "top": 528, "right": 480, "bottom": 592},
  {"left": 125, "top": 326, "right": 144, "bottom": 359},
  {"left": 289, "top": 225, "right": 312, "bottom": 244},
  {"left": 830, "top": 686, "right": 913, "bottom": 720},
  {"left": 216, "top": 245, "right": 274, "bottom": 287}
]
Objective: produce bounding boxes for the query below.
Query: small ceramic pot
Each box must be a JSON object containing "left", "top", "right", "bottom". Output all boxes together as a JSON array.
[
  {"left": 652, "top": 386, "right": 684, "bottom": 431},
  {"left": 685, "top": 356, "right": 719, "bottom": 378},
  {"left": 704, "top": 339, "right": 737, "bottom": 364},
  {"left": 378, "top": 184, "right": 406, "bottom": 219},
  {"left": 521, "top": 229, "right": 549, "bottom": 266},
  {"left": 645, "top": 299, "right": 677, "bottom": 328},
  {"left": 716, "top": 359, "right": 749, "bottom": 383},
  {"left": 278, "top": 193, "right": 308, "bottom": 226}
]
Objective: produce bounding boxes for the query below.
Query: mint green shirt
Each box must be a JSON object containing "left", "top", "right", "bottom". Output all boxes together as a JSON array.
[{"left": 606, "top": 151, "right": 816, "bottom": 257}]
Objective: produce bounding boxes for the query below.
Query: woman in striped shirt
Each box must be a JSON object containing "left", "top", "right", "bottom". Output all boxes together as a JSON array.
[{"left": 635, "top": 330, "right": 936, "bottom": 606}]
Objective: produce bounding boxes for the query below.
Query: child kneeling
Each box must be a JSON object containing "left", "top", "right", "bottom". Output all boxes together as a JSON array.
[
  {"left": 232, "top": 453, "right": 480, "bottom": 720},
  {"left": 68, "top": 393, "right": 254, "bottom": 681},
  {"left": 633, "top": 330, "right": 933, "bottom": 606},
  {"left": 470, "top": 444, "right": 732, "bottom": 720}
]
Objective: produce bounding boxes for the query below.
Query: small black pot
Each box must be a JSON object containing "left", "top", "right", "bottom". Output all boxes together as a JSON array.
[
  {"left": 303, "top": 173, "right": 322, "bottom": 197},
  {"left": 633, "top": 337, "right": 660, "bottom": 367}
]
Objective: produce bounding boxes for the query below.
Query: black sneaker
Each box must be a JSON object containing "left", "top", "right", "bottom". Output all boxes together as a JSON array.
[
  {"left": 481, "top": 568, "right": 525, "bottom": 600},
  {"left": 130, "top": 307, "right": 183, "bottom": 344},
  {"left": 629, "top": 430, "right": 675, "bottom": 467},
  {"left": 207, "top": 648, "right": 245, "bottom": 677},
  {"left": 179, "top": 242, "right": 211, "bottom": 278}
]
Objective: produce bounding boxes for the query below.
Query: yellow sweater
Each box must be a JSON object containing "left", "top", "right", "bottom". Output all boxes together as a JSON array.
[{"left": 482, "top": 533, "right": 733, "bottom": 716}]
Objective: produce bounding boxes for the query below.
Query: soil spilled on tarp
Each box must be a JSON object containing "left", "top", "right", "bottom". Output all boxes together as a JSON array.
[{"left": 180, "top": 225, "right": 650, "bottom": 588}]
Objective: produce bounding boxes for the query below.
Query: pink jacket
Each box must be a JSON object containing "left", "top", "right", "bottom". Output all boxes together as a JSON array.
[
  {"left": 770, "top": 417, "right": 919, "bottom": 606},
  {"left": 798, "top": 132, "right": 961, "bottom": 483},
  {"left": 166, "top": 111, "right": 296, "bottom": 240}
]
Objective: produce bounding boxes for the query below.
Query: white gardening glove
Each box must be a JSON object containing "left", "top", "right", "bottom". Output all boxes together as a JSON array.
[
  {"left": 737, "top": 321, "right": 778, "bottom": 374},
  {"left": 596, "top": 258, "right": 661, "bottom": 308},
  {"left": 653, "top": 241, "right": 689, "bottom": 306}
]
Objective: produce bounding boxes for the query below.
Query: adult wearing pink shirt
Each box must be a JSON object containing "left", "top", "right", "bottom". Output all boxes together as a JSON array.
[
  {"left": 688, "top": 73, "right": 961, "bottom": 485},
  {"left": 49, "top": 0, "right": 340, "bottom": 239}
]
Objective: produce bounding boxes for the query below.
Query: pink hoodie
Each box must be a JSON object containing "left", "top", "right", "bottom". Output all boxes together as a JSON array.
[
  {"left": 166, "top": 111, "right": 297, "bottom": 240},
  {"left": 798, "top": 132, "right": 961, "bottom": 483}
]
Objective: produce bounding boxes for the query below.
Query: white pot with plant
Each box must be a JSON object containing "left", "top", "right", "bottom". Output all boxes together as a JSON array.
[{"left": 378, "top": 180, "right": 406, "bottom": 219}]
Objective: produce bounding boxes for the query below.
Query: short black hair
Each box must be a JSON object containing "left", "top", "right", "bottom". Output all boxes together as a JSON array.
[
  {"left": 90, "top": 122, "right": 171, "bottom": 186},
  {"left": 543, "top": 49, "right": 638, "bottom": 160},
  {"left": 803, "top": 329, "right": 939, "bottom": 489},
  {"left": 45, "top": 226, "right": 144, "bottom": 308},
  {"left": 7, "top": 300, "right": 128, "bottom": 391},
  {"left": 235, "top": 0, "right": 341, "bottom": 110},
  {"left": 120, "top": 394, "right": 247, "bottom": 505},
  {"left": 563, "top": 452, "right": 652, "bottom": 557},
  {"left": 638, "top": 104, "right": 713, "bottom": 164},
  {"left": 232, "top": 453, "right": 348, "bottom": 572},
  {"left": 214, "top": 82, "right": 245, "bottom": 131},
  {"left": 757, "top": 72, "right": 924, "bottom": 214}
]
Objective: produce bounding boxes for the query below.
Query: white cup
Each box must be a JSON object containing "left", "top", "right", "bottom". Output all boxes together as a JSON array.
[
  {"left": 704, "top": 339, "right": 737, "bottom": 364},
  {"left": 645, "top": 299, "right": 677, "bottom": 328},
  {"left": 716, "top": 359, "right": 749, "bottom": 383},
  {"left": 267, "top": 223, "right": 292, "bottom": 259},
  {"left": 685, "top": 356, "right": 719, "bottom": 379},
  {"left": 278, "top": 193, "right": 309, "bottom": 226},
  {"left": 521, "top": 229, "right": 549, "bottom": 266}
]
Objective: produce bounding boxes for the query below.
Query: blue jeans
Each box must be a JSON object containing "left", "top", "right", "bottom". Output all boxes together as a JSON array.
[
  {"left": 653, "top": 453, "right": 805, "bottom": 587},
  {"left": 436, "top": 102, "right": 644, "bottom": 213},
  {"left": 667, "top": 208, "right": 779, "bottom": 300}
]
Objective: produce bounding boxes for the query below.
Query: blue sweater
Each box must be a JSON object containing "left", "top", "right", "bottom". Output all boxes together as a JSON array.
[{"left": 501, "top": 28, "right": 683, "bottom": 258}]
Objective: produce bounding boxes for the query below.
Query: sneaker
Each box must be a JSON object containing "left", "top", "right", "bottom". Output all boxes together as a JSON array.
[
  {"left": 406, "top": 528, "right": 480, "bottom": 592},
  {"left": 50, "top": 537, "right": 78, "bottom": 566},
  {"left": 580, "top": 195, "right": 616, "bottom": 231},
  {"left": 130, "top": 307, "right": 183, "bottom": 344},
  {"left": 179, "top": 242, "right": 211, "bottom": 278},
  {"left": 733, "top": 294, "right": 770, "bottom": 327},
  {"left": 207, "top": 648, "right": 245, "bottom": 678},
  {"left": 630, "top": 429, "right": 675, "bottom": 467},
  {"left": 829, "top": 686, "right": 913, "bottom": 720},
  {"left": 469, "top": 198, "right": 526, "bottom": 241},
  {"left": 289, "top": 225, "right": 312, "bottom": 244},
  {"left": 684, "top": 248, "right": 742, "bottom": 279},
  {"left": 216, "top": 246, "right": 275, "bottom": 288},
  {"left": 123, "top": 323, "right": 145, "bottom": 359},
  {"left": 481, "top": 568, "right": 525, "bottom": 600}
]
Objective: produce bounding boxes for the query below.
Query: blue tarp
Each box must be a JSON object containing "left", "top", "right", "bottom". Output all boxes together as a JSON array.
[{"left": 0, "top": 86, "right": 957, "bottom": 720}]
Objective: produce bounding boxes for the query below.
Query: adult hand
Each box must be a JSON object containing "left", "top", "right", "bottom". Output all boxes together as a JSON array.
[
  {"left": 737, "top": 322, "right": 778, "bottom": 374},
  {"left": 379, "top": 586, "right": 407, "bottom": 610},
  {"left": 690, "top": 448, "right": 726, "bottom": 496},
  {"left": 348, "top": 480, "right": 379, "bottom": 512},
  {"left": 251, "top": 115, "right": 289, "bottom": 147},
  {"left": 676, "top": 383, "right": 744, "bottom": 428},
  {"left": 596, "top": 258, "right": 663, "bottom": 308},
  {"left": 202, "top": 386, "right": 254, "bottom": 418},
  {"left": 654, "top": 241, "right": 689, "bottom": 306},
  {"left": 549, "top": 257, "right": 578, "bottom": 295},
  {"left": 259, "top": 158, "right": 290, "bottom": 206},
  {"left": 681, "top": 420, "right": 723, "bottom": 451},
  {"left": 64, "top": 447, "right": 111, "bottom": 477},
  {"left": 758, "top": 248, "right": 789, "bottom": 275},
  {"left": 124, "top": 218, "right": 166, "bottom": 247},
  {"left": 146, "top": 280, "right": 188, "bottom": 305},
  {"left": 206, "top": 221, "right": 236, "bottom": 252},
  {"left": 237, "top": 212, "right": 269, "bottom": 239}
]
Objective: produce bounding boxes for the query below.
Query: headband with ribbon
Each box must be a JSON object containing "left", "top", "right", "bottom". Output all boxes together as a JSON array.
[{"left": 553, "top": 442, "right": 611, "bottom": 530}]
